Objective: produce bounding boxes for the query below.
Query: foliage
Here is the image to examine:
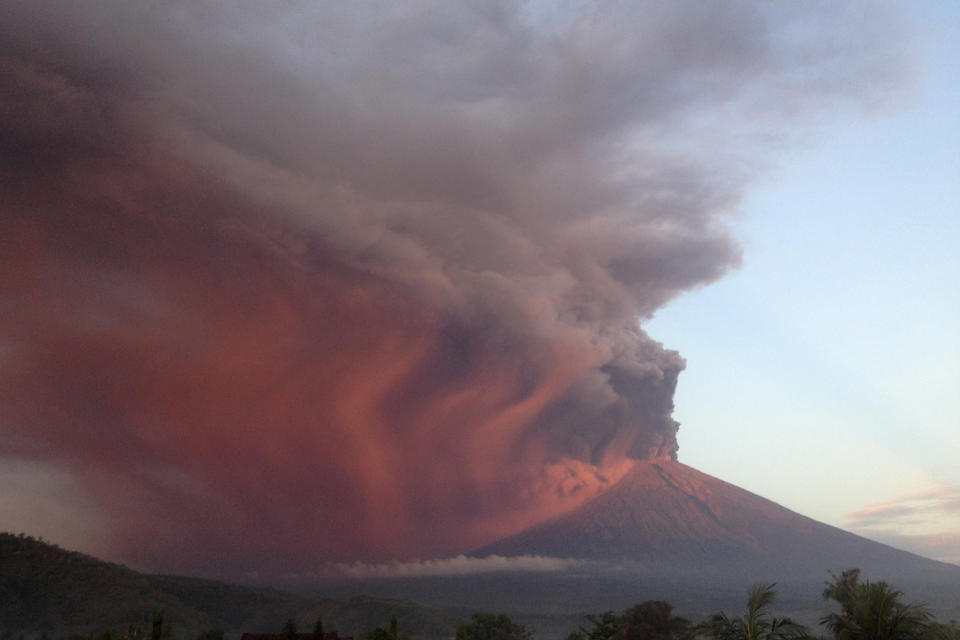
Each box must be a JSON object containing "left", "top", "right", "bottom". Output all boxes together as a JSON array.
[
  {"left": 569, "top": 602, "right": 692, "bottom": 640},
  {"left": 698, "top": 584, "right": 807, "bottom": 640},
  {"left": 0, "top": 533, "right": 461, "bottom": 640},
  {"left": 364, "top": 616, "right": 408, "bottom": 640},
  {"left": 821, "top": 569, "right": 932, "bottom": 640},
  {"left": 569, "top": 612, "right": 623, "bottom": 640},
  {"left": 151, "top": 612, "right": 173, "bottom": 640},
  {"left": 925, "top": 623, "right": 960, "bottom": 640},
  {"left": 616, "top": 601, "right": 692, "bottom": 640},
  {"left": 455, "top": 613, "right": 533, "bottom": 640},
  {"left": 0, "top": 533, "right": 200, "bottom": 635},
  {"left": 824, "top": 569, "right": 863, "bottom": 614},
  {"left": 195, "top": 629, "right": 224, "bottom": 640}
]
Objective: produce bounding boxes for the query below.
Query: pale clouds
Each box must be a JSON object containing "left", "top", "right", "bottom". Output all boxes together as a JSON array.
[{"left": 847, "top": 485, "right": 960, "bottom": 565}]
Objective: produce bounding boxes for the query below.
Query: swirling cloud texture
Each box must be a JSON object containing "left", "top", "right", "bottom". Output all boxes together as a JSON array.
[{"left": 0, "top": 1, "right": 907, "bottom": 577}]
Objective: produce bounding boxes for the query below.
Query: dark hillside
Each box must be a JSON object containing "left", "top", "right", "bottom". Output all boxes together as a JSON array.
[
  {"left": 0, "top": 533, "right": 215, "bottom": 635},
  {"left": 142, "top": 575, "right": 310, "bottom": 634},
  {"left": 0, "top": 534, "right": 456, "bottom": 640}
]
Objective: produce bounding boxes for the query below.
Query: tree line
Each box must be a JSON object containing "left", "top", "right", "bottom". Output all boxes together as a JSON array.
[
  {"left": 6, "top": 568, "right": 958, "bottom": 640},
  {"left": 260, "top": 570, "right": 960, "bottom": 640},
  {"left": 560, "top": 569, "right": 958, "bottom": 640}
]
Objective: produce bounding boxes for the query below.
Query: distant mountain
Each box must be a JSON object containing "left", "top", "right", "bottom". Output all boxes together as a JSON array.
[
  {"left": 477, "top": 460, "right": 960, "bottom": 583},
  {"left": 461, "top": 460, "right": 960, "bottom": 623},
  {"left": 0, "top": 533, "right": 458, "bottom": 640}
]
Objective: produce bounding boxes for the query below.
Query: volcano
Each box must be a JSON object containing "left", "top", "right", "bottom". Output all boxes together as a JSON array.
[
  {"left": 477, "top": 459, "right": 959, "bottom": 584},
  {"left": 325, "top": 461, "right": 960, "bottom": 628}
]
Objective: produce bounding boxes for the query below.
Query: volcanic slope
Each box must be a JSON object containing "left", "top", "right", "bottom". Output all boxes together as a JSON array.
[
  {"left": 333, "top": 461, "right": 960, "bottom": 625},
  {"left": 477, "top": 460, "right": 960, "bottom": 584}
]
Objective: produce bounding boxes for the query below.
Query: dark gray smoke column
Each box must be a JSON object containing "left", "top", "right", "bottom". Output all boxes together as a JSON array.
[{"left": 0, "top": 0, "right": 908, "bottom": 575}]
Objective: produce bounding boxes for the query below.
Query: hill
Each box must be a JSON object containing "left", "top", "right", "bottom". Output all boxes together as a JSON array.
[
  {"left": 0, "top": 534, "right": 457, "bottom": 640},
  {"left": 0, "top": 533, "right": 213, "bottom": 636}
]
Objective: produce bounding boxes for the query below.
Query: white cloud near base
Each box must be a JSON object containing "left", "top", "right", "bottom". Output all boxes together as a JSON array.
[{"left": 330, "top": 554, "right": 584, "bottom": 578}]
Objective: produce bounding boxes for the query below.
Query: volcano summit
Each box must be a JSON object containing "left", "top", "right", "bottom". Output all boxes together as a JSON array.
[{"left": 478, "top": 460, "right": 960, "bottom": 584}]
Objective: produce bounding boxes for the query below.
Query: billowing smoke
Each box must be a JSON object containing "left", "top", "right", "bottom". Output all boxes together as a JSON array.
[{"left": 0, "top": 1, "right": 907, "bottom": 576}]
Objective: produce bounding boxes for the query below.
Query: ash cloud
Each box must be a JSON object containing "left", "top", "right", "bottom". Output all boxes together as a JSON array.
[{"left": 0, "top": 1, "right": 908, "bottom": 576}]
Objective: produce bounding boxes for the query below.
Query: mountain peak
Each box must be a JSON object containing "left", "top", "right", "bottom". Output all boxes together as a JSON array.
[{"left": 475, "top": 460, "right": 960, "bottom": 584}]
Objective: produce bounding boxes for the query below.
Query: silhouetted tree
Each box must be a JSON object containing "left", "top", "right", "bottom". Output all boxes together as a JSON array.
[
  {"left": 821, "top": 570, "right": 931, "bottom": 640},
  {"left": 700, "top": 584, "right": 807, "bottom": 640},
  {"left": 569, "top": 612, "right": 622, "bottom": 640},
  {"left": 365, "top": 629, "right": 390, "bottom": 640},
  {"left": 120, "top": 623, "right": 144, "bottom": 640},
  {"left": 925, "top": 623, "right": 960, "bottom": 640},
  {"left": 364, "top": 616, "right": 405, "bottom": 640},
  {"left": 313, "top": 617, "right": 324, "bottom": 640},
  {"left": 824, "top": 569, "right": 863, "bottom": 616},
  {"left": 456, "top": 613, "right": 532, "bottom": 640},
  {"left": 151, "top": 611, "right": 172, "bottom": 640},
  {"left": 283, "top": 619, "right": 298, "bottom": 640},
  {"left": 616, "top": 601, "right": 692, "bottom": 640}
]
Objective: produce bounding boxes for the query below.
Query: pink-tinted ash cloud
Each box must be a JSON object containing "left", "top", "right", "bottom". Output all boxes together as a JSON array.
[{"left": 0, "top": 0, "right": 908, "bottom": 577}]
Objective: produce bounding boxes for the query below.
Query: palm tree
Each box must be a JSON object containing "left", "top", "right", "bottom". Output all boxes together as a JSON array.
[
  {"left": 699, "top": 584, "right": 807, "bottom": 640},
  {"left": 823, "top": 569, "right": 862, "bottom": 616},
  {"left": 821, "top": 571, "right": 931, "bottom": 640}
]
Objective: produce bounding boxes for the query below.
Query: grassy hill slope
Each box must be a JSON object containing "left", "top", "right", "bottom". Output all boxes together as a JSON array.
[{"left": 0, "top": 534, "right": 457, "bottom": 640}]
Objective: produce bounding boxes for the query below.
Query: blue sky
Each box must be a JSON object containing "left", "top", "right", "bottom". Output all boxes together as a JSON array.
[{"left": 644, "top": 2, "right": 960, "bottom": 563}]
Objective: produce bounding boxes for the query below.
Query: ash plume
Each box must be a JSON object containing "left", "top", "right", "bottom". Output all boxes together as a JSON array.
[{"left": 0, "top": 1, "right": 908, "bottom": 576}]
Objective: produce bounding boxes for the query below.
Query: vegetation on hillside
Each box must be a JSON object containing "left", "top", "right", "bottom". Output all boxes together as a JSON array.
[
  {"left": 0, "top": 535, "right": 453, "bottom": 640},
  {"left": 0, "top": 533, "right": 208, "bottom": 635},
  {"left": 455, "top": 613, "right": 532, "bottom": 640}
]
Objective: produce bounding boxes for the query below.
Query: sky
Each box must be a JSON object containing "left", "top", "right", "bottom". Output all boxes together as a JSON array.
[
  {"left": 644, "top": 1, "right": 960, "bottom": 565},
  {"left": 0, "top": 1, "right": 956, "bottom": 578}
]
